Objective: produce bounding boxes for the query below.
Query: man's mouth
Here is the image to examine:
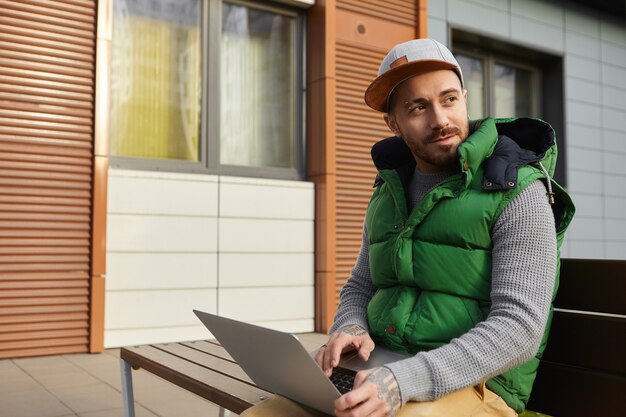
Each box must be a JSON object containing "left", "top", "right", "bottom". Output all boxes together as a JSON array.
[{"left": 428, "top": 127, "right": 460, "bottom": 144}]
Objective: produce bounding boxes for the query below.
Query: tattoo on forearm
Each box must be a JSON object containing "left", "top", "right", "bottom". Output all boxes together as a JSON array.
[
  {"left": 366, "top": 367, "right": 401, "bottom": 417},
  {"left": 341, "top": 324, "right": 367, "bottom": 336}
]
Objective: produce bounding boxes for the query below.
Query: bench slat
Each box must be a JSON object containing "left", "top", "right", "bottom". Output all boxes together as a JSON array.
[
  {"left": 181, "top": 340, "right": 236, "bottom": 362},
  {"left": 556, "top": 259, "right": 626, "bottom": 315},
  {"left": 121, "top": 345, "right": 270, "bottom": 414},
  {"left": 156, "top": 343, "right": 254, "bottom": 385},
  {"left": 543, "top": 311, "right": 626, "bottom": 374},
  {"left": 527, "top": 361, "right": 626, "bottom": 417}
]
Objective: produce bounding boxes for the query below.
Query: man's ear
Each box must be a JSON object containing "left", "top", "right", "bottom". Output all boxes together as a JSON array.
[{"left": 384, "top": 113, "right": 401, "bottom": 137}]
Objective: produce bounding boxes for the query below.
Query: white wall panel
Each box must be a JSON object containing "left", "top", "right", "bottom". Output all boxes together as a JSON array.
[
  {"left": 511, "top": 0, "right": 563, "bottom": 28},
  {"left": 105, "top": 169, "right": 315, "bottom": 347},
  {"left": 605, "top": 242, "right": 626, "bottom": 259},
  {"left": 470, "top": 0, "right": 508, "bottom": 12},
  {"left": 218, "top": 287, "right": 314, "bottom": 324},
  {"left": 567, "top": 170, "right": 603, "bottom": 195},
  {"left": 604, "top": 153, "right": 626, "bottom": 176},
  {"left": 107, "top": 253, "right": 217, "bottom": 290},
  {"left": 565, "top": 56, "right": 601, "bottom": 82},
  {"left": 447, "top": 0, "right": 510, "bottom": 38},
  {"left": 105, "top": 325, "right": 212, "bottom": 348},
  {"left": 601, "top": 21, "right": 626, "bottom": 45},
  {"left": 604, "top": 174, "right": 626, "bottom": 198},
  {"left": 601, "top": 64, "right": 626, "bottom": 89},
  {"left": 511, "top": 16, "right": 563, "bottom": 53},
  {"left": 219, "top": 253, "right": 313, "bottom": 288},
  {"left": 566, "top": 124, "right": 596, "bottom": 150},
  {"left": 568, "top": 240, "right": 604, "bottom": 258},
  {"left": 108, "top": 174, "right": 218, "bottom": 216},
  {"left": 604, "top": 131, "right": 626, "bottom": 154},
  {"left": 107, "top": 215, "right": 218, "bottom": 252},
  {"left": 601, "top": 42, "right": 626, "bottom": 68},
  {"left": 219, "top": 218, "right": 314, "bottom": 253},
  {"left": 565, "top": 31, "right": 601, "bottom": 60},
  {"left": 605, "top": 197, "right": 626, "bottom": 220},
  {"left": 604, "top": 219, "right": 626, "bottom": 241},
  {"left": 106, "top": 289, "right": 217, "bottom": 329},
  {"left": 428, "top": 0, "right": 446, "bottom": 18},
  {"left": 568, "top": 193, "right": 603, "bottom": 218},
  {"left": 568, "top": 147, "right": 602, "bottom": 172},
  {"left": 565, "top": 6, "right": 599, "bottom": 38},
  {"left": 566, "top": 78, "right": 601, "bottom": 104},
  {"left": 567, "top": 217, "right": 604, "bottom": 240},
  {"left": 566, "top": 101, "right": 601, "bottom": 127},
  {"left": 602, "top": 108, "right": 626, "bottom": 133},
  {"left": 252, "top": 319, "right": 316, "bottom": 334},
  {"left": 220, "top": 178, "right": 314, "bottom": 220}
]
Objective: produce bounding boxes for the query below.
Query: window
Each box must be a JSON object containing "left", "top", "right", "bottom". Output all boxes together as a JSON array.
[
  {"left": 452, "top": 29, "right": 566, "bottom": 185},
  {"left": 109, "top": 0, "right": 304, "bottom": 179},
  {"left": 455, "top": 50, "right": 540, "bottom": 119}
]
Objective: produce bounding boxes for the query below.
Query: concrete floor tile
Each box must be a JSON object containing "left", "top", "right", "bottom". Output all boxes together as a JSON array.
[
  {"left": 137, "top": 396, "right": 222, "bottom": 417},
  {"left": 0, "top": 387, "right": 73, "bottom": 417},
  {"left": 0, "top": 360, "right": 17, "bottom": 371},
  {"left": 78, "top": 404, "right": 158, "bottom": 417},
  {"left": 0, "top": 362, "right": 40, "bottom": 394},
  {"left": 13, "top": 355, "right": 69, "bottom": 372},
  {"left": 36, "top": 369, "right": 100, "bottom": 389},
  {"left": 47, "top": 382, "right": 122, "bottom": 414}
]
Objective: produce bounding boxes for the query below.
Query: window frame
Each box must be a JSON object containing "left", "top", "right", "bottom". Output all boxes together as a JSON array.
[
  {"left": 451, "top": 27, "right": 567, "bottom": 186},
  {"left": 454, "top": 47, "right": 542, "bottom": 119},
  {"left": 108, "top": 0, "right": 307, "bottom": 181}
]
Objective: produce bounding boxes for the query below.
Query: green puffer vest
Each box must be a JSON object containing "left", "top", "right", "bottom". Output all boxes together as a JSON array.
[{"left": 365, "top": 117, "right": 575, "bottom": 413}]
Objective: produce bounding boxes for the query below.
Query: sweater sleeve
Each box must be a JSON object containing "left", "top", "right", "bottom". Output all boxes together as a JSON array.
[
  {"left": 385, "top": 180, "right": 558, "bottom": 404},
  {"left": 329, "top": 223, "right": 376, "bottom": 334}
]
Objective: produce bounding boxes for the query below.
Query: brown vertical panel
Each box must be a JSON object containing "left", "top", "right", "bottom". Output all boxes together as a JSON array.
[
  {"left": 326, "top": 2, "right": 420, "bottom": 321},
  {"left": 0, "top": 0, "right": 97, "bottom": 358},
  {"left": 308, "top": 0, "right": 338, "bottom": 333}
]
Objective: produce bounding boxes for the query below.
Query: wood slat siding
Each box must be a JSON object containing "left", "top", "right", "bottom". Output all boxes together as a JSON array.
[
  {"left": 0, "top": 0, "right": 96, "bottom": 359},
  {"left": 332, "top": 1, "right": 418, "bottom": 306},
  {"left": 337, "top": 0, "right": 417, "bottom": 26}
]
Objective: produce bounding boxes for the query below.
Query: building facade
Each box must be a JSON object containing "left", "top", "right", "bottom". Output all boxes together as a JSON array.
[{"left": 0, "top": 0, "right": 624, "bottom": 358}]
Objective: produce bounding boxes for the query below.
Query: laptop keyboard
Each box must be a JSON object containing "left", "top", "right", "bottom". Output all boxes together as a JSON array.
[{"left": 330, "top": 367, "right": 356, "bottom": 394}]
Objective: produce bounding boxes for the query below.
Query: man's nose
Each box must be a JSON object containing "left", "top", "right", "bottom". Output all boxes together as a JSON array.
[{"left": 430, "top": 104, "right": 450, "bottom": 130}]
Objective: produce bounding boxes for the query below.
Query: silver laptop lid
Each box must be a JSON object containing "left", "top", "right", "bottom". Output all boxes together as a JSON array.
[{"left": 194, "top": 310, "right": 340, "bottom": 415}]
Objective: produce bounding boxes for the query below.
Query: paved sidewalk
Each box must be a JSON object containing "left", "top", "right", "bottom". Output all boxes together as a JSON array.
[{"left": 0, "top": 348, "right": 227, "bottom": 417}]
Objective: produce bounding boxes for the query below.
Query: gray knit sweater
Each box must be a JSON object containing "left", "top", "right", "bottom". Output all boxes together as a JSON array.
[{"left": 330, "top": 167, "right": 557, "bottom": 405}]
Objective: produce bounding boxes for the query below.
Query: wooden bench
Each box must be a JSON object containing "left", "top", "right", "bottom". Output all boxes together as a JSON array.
[
  {"left": 120, "top": 259, "right": 625, "bottom": 417},
  {"left": 120, "top": 333, "right": 328, "bottom": 416},
  {"left": 523, "top": 258, "right": 626, "bottom": 417}
]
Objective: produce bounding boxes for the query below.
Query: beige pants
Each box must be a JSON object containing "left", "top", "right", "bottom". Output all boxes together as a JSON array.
[{"left": 240, "top": 383, "right": 516, "bottom": 417}]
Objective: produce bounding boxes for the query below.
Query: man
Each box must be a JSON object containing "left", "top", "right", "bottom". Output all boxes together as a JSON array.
[{"left": 243, "top": 38, "right": 574, "bottom": 417}]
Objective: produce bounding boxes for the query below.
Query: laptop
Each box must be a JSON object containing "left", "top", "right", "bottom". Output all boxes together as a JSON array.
[{"left": 193, "top": 310, "right": 410, "bottom": 415}]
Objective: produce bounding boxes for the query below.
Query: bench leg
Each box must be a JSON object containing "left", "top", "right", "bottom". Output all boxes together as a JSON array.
[
  {"left": 120, "top": 358, "right": 136, "bottom": 417},
  {"left": 219, "top": 408, "right": 231, "bottom": 417}
]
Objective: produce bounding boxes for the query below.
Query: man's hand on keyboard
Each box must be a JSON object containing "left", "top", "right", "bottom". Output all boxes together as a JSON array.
[
  {"left": 314, "top": 324, "right": 375, "bottom": 377},
  {"left": 334, "top": 366, "right": 401, "bottom": 417}
]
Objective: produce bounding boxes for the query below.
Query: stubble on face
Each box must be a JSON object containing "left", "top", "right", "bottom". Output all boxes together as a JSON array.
[
  {"left": 385, "top": 70, "right": 470, "bottom": 173},
  {"left": 403, "top": 121, "right": 469, "bottom": 170}
]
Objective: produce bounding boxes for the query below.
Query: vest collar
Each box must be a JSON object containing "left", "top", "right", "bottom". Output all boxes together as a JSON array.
[{"left": 371, "top": 117, "right": 557, "bottom": 192}]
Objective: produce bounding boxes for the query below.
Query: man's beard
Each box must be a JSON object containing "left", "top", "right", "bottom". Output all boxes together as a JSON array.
[{"left": 405, "top": 123, "right": 469, "bottom": 170}]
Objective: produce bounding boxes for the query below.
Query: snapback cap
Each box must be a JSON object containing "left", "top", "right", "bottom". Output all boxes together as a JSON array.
[{"left": 364, "top": 38, "right": 464, "bottom": 113}]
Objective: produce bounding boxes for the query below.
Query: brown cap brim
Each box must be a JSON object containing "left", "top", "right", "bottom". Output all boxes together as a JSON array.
[{"left": 364, "top": 60, "right": 460, "bottom": 113}]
